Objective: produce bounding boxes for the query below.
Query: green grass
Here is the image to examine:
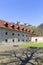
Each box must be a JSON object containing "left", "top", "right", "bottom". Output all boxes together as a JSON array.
[{"left": 19, "top": 42, "right": 43, "bottom": 48}]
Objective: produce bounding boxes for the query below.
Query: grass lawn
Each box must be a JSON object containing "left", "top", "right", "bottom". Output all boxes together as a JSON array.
[{"left": 19, "top": 42, "right": 43, "bottom": 48}]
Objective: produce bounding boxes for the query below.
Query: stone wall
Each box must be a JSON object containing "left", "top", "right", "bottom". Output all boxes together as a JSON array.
[{"left": 0, "top": 28, "right": 31, "bottom": 45}]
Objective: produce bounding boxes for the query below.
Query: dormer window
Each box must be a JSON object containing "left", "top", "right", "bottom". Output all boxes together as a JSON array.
[
  {"left": 5, "top": 32, "right": 8, "bottom": 35},
  {"left": 28, "top": 30, "right": 30, "bottom": 32},
  {"left": 32, "top": 31, "right": 34, "bottom": 33},
  {"left": 25, "top": 29, "right": 27, "bottom": 32},
  {"left": 22, "top": 34, "right": 24, "bottom": 36},
  {"left": 21, "top": 28, "right": 24, "bottom": 31},
  {"left": 4, "top": 23, "right": 8, "bottom": 27},
  {"left": 17, "top": 26, "right": 20, "bottom": 30},
  {"left": 11, "top": 25, "right": 14, "bottom": 29}
]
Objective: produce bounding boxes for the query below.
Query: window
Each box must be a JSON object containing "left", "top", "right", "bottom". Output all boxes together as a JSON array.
[
  {"left": 11, "top": 25, "right": 14, "bottom": 29},
  {"left": 18, "top": 34, "right": 20, "bottom": 36},
  {"left": 5, "top": 39, "right": 8, "bottom": 42},
  {"left": 22, "top": 34, "right": 24, "bottom": 36},
  {"left": 26, "top": 40, "right": 27, "bottom": 42},
  {"left": 18, "top": 39, "right": 20, "bottom": 42},
  {"left": 22, "top": 39, "right": 24, "bottom": 42},
  {"left": 26, "top": 35, "right": 27, "bottom": 37},
  {"left": 35, "top": 39, "right": 37, "bottom": 42},
  {"left": 17, "top": 26, "right": 20, "bottom": 30},
  {"left": 12, "top": 39, "right": 14, "bottom": 42},
  {"left": 12, "top": 33, "right": 14, "bottom": 35},
  {"left": 5, "top": 32, "right": 8, "bottom": 35}
]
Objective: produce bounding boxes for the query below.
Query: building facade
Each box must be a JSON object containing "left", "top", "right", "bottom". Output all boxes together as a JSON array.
[
  {"left": 31, "top": 37, "right": 43, "bottom": 43},
  {"left": 0, "top": 20, "right": 35, "bottom": 45}
]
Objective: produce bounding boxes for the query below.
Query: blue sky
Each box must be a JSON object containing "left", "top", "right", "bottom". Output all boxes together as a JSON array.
[{"left": 0, "top": 0, "right": 43, "bottom": 26}]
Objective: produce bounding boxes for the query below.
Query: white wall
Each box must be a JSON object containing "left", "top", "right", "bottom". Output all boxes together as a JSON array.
[
  {"left": 0, "top": 28, "right": 31, "bottom": 45},
  {"left": 31, "top": 37, "right": 43, "bottom": 43}
]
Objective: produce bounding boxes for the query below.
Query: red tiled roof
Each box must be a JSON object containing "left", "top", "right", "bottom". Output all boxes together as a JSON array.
[{"left": 0, "top": 20, "right": 35, "bottom": 35}]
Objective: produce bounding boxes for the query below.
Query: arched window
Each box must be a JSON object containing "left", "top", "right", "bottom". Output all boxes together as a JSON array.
[
  {"left": 25, "top": 29, "right": 27, "bottom": 32},
  {"left": 17, "top": 26, "right": 20, "bottom": 30},
  {"left": 21, "top": 28, "right": 24, "bottom": 31}
]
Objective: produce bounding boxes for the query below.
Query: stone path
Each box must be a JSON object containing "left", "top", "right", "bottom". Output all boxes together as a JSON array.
[{"left": 0, "top": 47, "right": 43, "bottom": 65}]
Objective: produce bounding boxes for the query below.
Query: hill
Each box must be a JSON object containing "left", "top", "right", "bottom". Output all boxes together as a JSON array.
[{"left": 38, "top": 23, "right": 43, "bottom": 36}]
